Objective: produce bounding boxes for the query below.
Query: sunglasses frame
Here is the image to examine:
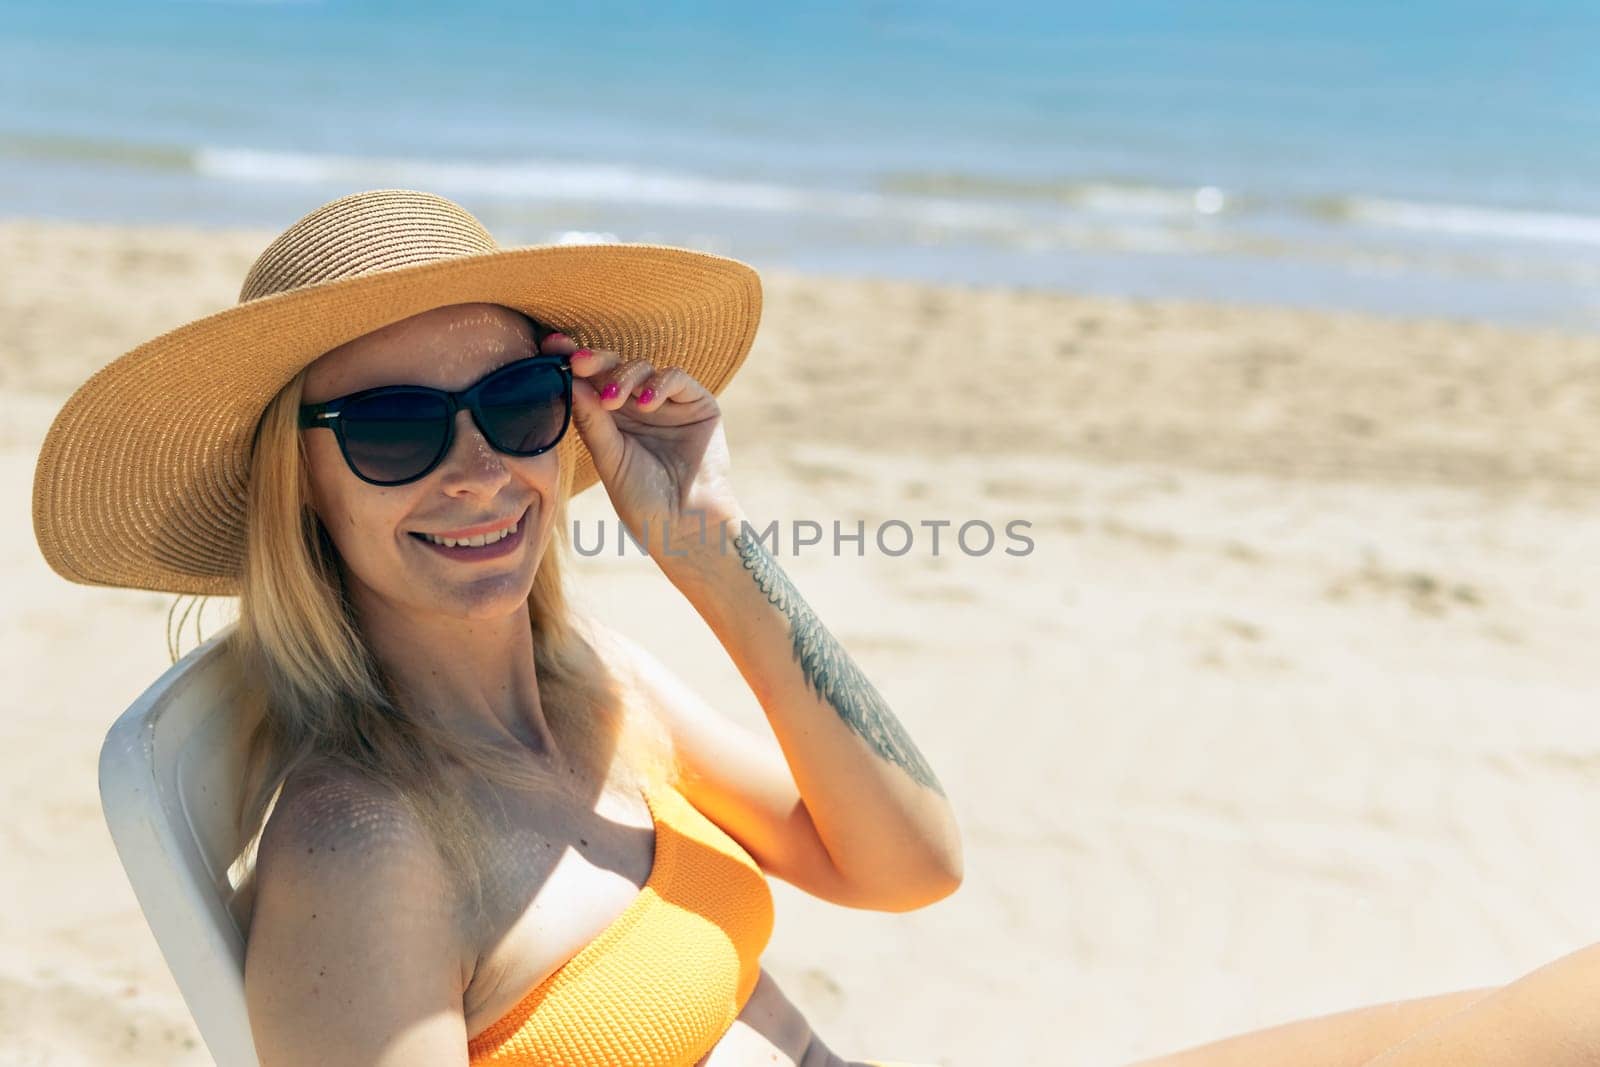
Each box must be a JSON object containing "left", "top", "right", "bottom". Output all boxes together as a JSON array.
[{"left": 298, "top": 352, "right": 575, "bottom": 487}]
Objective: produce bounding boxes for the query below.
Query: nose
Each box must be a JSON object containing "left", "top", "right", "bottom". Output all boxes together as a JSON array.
[{"left": 435, "top": 408, "right": 511, "bottom": 496}]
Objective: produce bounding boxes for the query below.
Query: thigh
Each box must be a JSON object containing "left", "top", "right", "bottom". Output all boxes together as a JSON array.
[{"left": 1126, "top": 987, "right": 1500, "bottom": 1067}]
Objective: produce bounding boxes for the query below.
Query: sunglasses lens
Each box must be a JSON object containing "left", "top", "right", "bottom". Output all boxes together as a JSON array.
[
  {"left": 339, "top": 391, "right": 451, "bottom": 484},
  {"left": 477, "top": 361, "right": 569, "bottom": 454}
]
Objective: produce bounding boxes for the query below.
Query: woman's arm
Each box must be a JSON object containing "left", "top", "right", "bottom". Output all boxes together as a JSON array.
[
  {"left": 1130, "top": 941, "right": 1600, "bottom": 1066},
  {"left": 655, "top": 505, "right": 963, "bottom": 910},
  {"left": 1356, "top": 942, "right": 1600, "bottom": 1065},
  {"left": 1124, "top": 987, "right": 1499, "bottom": 1067}
]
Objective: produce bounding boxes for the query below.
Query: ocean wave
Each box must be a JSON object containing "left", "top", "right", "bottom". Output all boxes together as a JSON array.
[
  {"left": 191, "top": 146, "right": 1035, "bottom": 231},
  {"left": 193, "top": 147, "right": 809, "bottom": 210},
  {"left": 1327, "top": 196, "right": 1600, "bottom": 247},
  {"left": 2, "top": 134, "right": 1215, "bottom": 230},
  {"left": 0, "top": 132, "right": 194, "bottom": 172},
  {"left": 878, "top": 172, "right": 1230, "bottom": 217},
  {"left": 880, "top": 171, "right": 1600, "bottom": 246},
  {"left": 180, "top": 146, "right": 1246, "bottom": 236},
  {"left": 8, "top": 133, "right": 1600, "bottom": 255}
]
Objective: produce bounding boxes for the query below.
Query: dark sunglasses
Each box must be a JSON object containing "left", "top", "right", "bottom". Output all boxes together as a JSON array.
[{"left": 298, "top": 353, "right": 574, "bottom": 486}]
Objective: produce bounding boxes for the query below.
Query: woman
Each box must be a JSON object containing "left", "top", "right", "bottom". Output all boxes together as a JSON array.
[{"left": 32, "top": 188, "right": 959, "bottom": 1066}]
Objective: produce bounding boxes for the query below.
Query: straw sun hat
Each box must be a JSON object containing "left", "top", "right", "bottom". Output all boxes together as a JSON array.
[{"left": 31, "top": 188, "right": 764, "bottom": 597}]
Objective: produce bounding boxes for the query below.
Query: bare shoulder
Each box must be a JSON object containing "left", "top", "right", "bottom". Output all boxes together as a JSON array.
[
  {"left": 576, "top": 614, "right": 677, "bottom": 707},
  {"left": 571, "top": 614, "right": 664, "bottom": 724},
  {"left": 573, "top": 614, "right": 641, "bottom": 684},
  {"left": 245, "top": 766, "right": 474, "bottom": 1066},
  {"left": 255, "top": 765, "right": 444, "bottom": 882},
  {"left": 570, "top": 616, "right": 871, "bottom": 906}
]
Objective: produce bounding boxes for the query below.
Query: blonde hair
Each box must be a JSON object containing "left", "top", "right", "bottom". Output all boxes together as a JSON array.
[{"left": 217, "top": 328, "right": 676, "bottom": 916}]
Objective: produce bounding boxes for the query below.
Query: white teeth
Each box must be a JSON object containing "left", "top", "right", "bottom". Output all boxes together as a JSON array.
[{"left": 422, "top": 521, "right": 517, "bottom": 549}]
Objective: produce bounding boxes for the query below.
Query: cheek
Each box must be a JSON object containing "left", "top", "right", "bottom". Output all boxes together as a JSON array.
[
  {"left": 304, "top": 437, "right": 408, "bottom": 560},
  {"left": 511, "top": 450, "right": 563, "bottom": 494},
  {"left": 303, "top": 437, "right": 341, "bottom": 522}
]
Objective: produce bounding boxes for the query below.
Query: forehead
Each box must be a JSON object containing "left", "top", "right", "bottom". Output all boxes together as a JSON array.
[{"left": 302, "top": 302, "right": 539, "bottom": 401}]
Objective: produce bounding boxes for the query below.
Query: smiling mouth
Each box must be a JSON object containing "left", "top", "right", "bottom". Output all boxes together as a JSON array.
[
  {"left": 412, "top": 523, "right": 517, "bottom": 549},
  {"left": 407, "top": 505, "right": 531, "bottom": 549}
]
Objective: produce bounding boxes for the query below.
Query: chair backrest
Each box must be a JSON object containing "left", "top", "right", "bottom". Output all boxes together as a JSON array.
[{"left": 98, "top": 623, "right": 262, "bottom": 1067}]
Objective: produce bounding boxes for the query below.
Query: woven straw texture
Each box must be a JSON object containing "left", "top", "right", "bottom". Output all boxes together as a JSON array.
[
  {"left": 31, "top": 189, "right": 763, "bottom": 595},
  {"left": 466, "top": 781, "right": 775, "bottom": 1066}
]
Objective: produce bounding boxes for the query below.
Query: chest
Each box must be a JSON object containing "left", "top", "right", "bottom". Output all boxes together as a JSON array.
[{"left": 461, "top": 785, "right": 658, "bottom": 1041}]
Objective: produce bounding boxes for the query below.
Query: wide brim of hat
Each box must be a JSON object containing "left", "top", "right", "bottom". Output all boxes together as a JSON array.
[{"left": 32, "top": 243, "right": 762, "bottom": 596}]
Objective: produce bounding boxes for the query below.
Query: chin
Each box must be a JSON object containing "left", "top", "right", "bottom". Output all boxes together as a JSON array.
[{"left": 440, "top": 574, "right": 539, "bottom": 619}]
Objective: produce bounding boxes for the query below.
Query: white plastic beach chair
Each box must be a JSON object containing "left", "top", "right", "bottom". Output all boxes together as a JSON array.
[{"left": 98, "top": 624, "right": 262, "bottom": 1067}]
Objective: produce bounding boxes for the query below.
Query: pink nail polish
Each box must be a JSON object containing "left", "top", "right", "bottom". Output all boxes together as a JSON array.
[
  {"left": 572, "top": 347, "right": 593, "bottom": 360},
  {"left": 637, "top": 387, "right": 656, "bottom": 404},
  {"left": 601, "top": 382, "right": 620, "bottom": 400},
  {"left": 548, "top": 332, "right": 569, "bottom": 344}
]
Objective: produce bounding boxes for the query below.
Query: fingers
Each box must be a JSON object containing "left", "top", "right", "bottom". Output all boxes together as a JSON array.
[
  {"left": 538, "top": 329, "right": 578, "bottom": 355},
  {"left": 538, "top": 330, "right": 707, "bottom": 413},
  {"left": 566, "top": 376, "right": 625, "bottom": 477},
  {"left": 595, "top": 358, "right": 657, "bottom": 410},
  {"left": 630, "top": 367, "right": 707, "bottom": 412}
]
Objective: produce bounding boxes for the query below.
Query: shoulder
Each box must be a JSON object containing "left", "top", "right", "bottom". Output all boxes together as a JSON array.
[
  {"left": 259, "top": 764, "right": 430, "bottom": 859},
  {"left": 572, "top": 613, "right": 634, "bottom": 671},
  {"left": 249, "top": 764, "right": 466, "bottom": 942},
  {"left": 572, "top": 614, "right": 663, "bottom": 714},
  {"left": 245, "top": 766, "right": 474, "bottom": 1063},
  {"left": 575, "top": 614, "right": 671, "bottom": 699}
]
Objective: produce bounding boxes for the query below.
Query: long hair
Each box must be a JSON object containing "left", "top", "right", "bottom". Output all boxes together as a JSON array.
[{"left": 218, "top": 320, "right": 676, "bottom": 917}]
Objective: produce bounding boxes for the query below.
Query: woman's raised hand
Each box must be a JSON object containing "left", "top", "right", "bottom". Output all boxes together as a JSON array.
[{"left": 541, "top": 330, "right": 741, "bottom": 559}]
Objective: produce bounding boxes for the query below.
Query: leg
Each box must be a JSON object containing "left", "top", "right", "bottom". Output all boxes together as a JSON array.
[{"left": 1125, "top": 987, "right": 1500, "bottom": 1067}]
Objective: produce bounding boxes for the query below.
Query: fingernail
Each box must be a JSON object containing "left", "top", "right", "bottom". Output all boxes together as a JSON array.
[
  {"left": 637, "top": 387, "right": 656, "bottom": 404},
  {"left": 601, "top": 382, "right": 620, "bottom": 400},
  {"left": 548, "top": 332, "right": 569, "bottom": 344},
  {"left": 572, "top": 347, "right": 593, "bottom": 360}
]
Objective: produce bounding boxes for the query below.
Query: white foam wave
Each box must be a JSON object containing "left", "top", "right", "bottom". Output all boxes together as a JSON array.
[
  {"left": 1343, "top": 197, "right": 1600, "bottom": 247},
  {"left": 193, "top": 145, "right": 1035, "bottom": 232},
  {"left": 195, "top": 147, "right": 806, "bottom": 211},
  {"left": 189, "top": 146, "right": 1600, "bottom": 256},
  {"left": 1072, "top": 183, "right": 1228, "bottom": 217}
]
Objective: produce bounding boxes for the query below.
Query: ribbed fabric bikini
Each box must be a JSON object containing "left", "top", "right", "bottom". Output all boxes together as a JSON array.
[
  {"left": 465, "top": 779, "right": 775, "bottom": 1066},
  {"left": 464, "top": 780, "right": 933, "bottom": 1067}
]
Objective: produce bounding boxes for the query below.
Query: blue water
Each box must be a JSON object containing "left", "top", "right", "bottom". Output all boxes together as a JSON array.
[{"left": 3, "top": 0, "right": 1599, "bottom": 329}]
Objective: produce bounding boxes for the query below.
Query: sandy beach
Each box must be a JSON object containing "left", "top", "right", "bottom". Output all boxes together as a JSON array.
[{"left": 4, "top": 216, "right": 1600, "bottom": 1066}]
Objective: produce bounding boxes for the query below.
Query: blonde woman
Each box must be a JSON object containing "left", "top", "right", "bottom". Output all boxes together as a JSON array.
[{"left": 33, "top": 189, "right": 960, "bottom": 1067}]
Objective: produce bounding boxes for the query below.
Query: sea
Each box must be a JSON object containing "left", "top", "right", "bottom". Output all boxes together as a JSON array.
[{"left": 3, "top": 0, "right": 1598, "bottom": 330}]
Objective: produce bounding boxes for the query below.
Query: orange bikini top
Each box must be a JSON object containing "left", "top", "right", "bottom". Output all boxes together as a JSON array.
[{"left": 466, "top": 779, "right": 776, "bottom": 1066}]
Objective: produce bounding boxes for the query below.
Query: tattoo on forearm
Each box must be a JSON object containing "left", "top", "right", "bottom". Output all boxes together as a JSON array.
[{"left": 733, "top": 529, "right": 946, "bottom": 796}]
